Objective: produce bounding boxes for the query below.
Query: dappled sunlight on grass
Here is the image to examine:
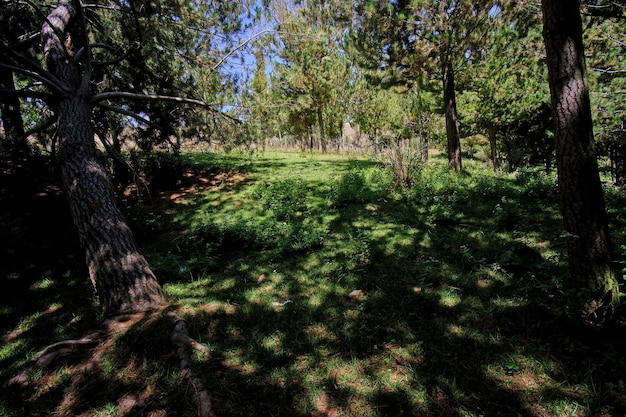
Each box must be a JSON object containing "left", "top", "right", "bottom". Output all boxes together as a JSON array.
[{"left": 3, "top": 152, "right": 626, "bottom": 416}]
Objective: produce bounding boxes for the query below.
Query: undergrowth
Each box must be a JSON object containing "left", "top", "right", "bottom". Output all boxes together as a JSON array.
[{"left": 1, "top": 151, "right": 625, "bottom": 417}]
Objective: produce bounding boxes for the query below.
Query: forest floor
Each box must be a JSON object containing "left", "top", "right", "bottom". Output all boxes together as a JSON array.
[{"left": 1, "top": 150, "right": 626, "bottom": 416}]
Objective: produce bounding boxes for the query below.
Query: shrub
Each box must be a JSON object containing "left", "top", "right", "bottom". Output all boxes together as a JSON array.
[
  {"left": 514, "top": 168, "right": 557, "bottom": 201},
  {"left": 378, "top": 142, "right": 424, "bottom": 186},
  {"left": 329, "top": 166, "right": 394, "bottom": 206},
  {"left": 253, "top": 178, "right": 309, "bottom": 221}
]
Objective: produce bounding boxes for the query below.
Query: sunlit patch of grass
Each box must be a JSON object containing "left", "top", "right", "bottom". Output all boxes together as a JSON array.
[
  {"left": 29, "top": 276, "right": 55, "bottom": 291},
  {"left": 437, "top": 288, "right": 462, "bottom": 308},
  {"left": 303, "top": 323, "right": 338, "bottom": 344},
  {"left": 0, "top": 338, "right": 27, "bottom": 362}
]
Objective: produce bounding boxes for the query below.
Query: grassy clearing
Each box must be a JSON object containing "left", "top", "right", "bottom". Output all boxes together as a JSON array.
[{"left": 1, "top": 150, "right": 625, "bottom": 416}]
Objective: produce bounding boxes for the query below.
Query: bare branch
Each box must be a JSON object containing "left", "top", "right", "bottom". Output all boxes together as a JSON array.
[
  {"left": 75, "top": 0, "right": 93, "bottom": 93},
  {"left": 92, "top": 91, "right": 209, "bottom": 107},
  {"left": 128, "top": 0, "right": 145, "bottom": 48},
  {"left": 168, "top": 311, "right": 216, "bottom": 417},
  {"left": 0, "top": 48, "right": 70, "bottom": 94},
  {"left": 211, "top": 29, "right": 272, "bottom": 71},
  {"left": 95, "top": 102, "right": 161, "bottom": 130},
  {"left": 583, "top": 1, "right": 626, "bottom": 19},
  {"left": 0, "top": 88, "right": 53, "bottom": 102},
  {"left": 590, "top": 67, "right": 626, "bottom": 75},
  {"left": 22, "top": 114, "right": 57, "bottom": 139},
  {"left": 7, "top": 332, "right": 102, "bottom": 388}
]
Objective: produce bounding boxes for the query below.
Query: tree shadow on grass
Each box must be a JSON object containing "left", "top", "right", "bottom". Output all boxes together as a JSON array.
[
  {"left": 164, "top": 163, "right": 626, "bottom": 416},
  {"left": 3, "top": 156, "right": 626, "bottom": 417},
  {"left": 0, "top": 161, "right": 105, "bottom": 414}
]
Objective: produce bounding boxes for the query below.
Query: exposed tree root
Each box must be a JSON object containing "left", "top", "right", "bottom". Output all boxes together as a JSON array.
[
  {"left": 168, "top": 311, "right": 216, "bottom": 417},
  {"left": 6, "top": 306, "right": 217, "bottom": 417},
  {"left": 7, "top": 331, "right": 103, "bottom": 388}
]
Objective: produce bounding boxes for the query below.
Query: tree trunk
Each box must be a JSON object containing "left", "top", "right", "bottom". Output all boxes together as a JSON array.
[
  {"left": 486, "top": 121, "right": 500, "bottom": 171},
  {"left": 43, "top": 0, "right": 167, "bottom": 316},
  {"left": 316, "top": 105, "right": 326, "bottom": 153},
  {"left": 0, "top": 67, "right": 27, "bottom": 156},
  {"left": 442, "top": 60, "right": 462, "bottom": 171},
  {"left": 614, "top": 143, "right": 625, "bottom": 186},
  {"left": 541, "top": 0, "right": 619, "bottom": 320}
]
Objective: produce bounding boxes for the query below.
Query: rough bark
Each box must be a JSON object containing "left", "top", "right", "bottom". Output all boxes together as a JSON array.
[
  {"left": 442, "top": 60, "right": 462, "bottom": 171},
  {"left": 541, "top": 0, "right": 619, "bottom": 320},
  {"left": 43, "top": 0, "right": 167, "bottom": 316}
]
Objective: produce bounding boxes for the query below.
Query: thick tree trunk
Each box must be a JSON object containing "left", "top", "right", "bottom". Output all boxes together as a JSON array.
[
  {"left": 0, "top": 67, "right": 27, "bottom": 155},
  {"left": 43, "top": 0, "right": 167, "bottom": 316},
  {"left": 442, "top": 60, "right": 462, "bottom": 171},
  {"left": 541, "top": 0, "right": 619, "bottom": 320}
]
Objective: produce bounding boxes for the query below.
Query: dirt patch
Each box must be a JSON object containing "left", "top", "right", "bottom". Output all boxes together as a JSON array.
[{"left": 123, "top": 169, "right": 248, "bottom": 207}]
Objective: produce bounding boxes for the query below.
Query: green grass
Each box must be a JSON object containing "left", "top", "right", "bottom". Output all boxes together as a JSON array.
[{"left": 1, "top": 150, "right": 625, "bottom": 416}]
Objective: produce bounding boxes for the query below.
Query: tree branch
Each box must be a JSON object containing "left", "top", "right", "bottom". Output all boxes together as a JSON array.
[
  {"left": 167, "top": 311, "right": 216, "bottom": 417},
  {"left": 0, "top": 50, "right": 69, "bottom": 94},
  {"left": 0, "top": 88, "right": 54, "bottom": 102},
  {"left": 22, "top": 114, "right": 58, "bottom": 139},
  {"left": 590, "top": 67, "right": 626, "bottom": 75},
  {"left": 583, "top": 2, "right": 626, "bottom": 19},
  {"left": 75, "top": 0, "right": 93, "bottom": 93},
  {"left": 211, "top": 29, "right": 272, "bottom": 71},
  {"left": 92, "top": 91, "right": 209, "bottom": 107},
  {"left": 95, "top": 102, "right": 161, "bottom": 130},
  {"left": 91, "top": 91, "right": 242, "bottom": 123}
]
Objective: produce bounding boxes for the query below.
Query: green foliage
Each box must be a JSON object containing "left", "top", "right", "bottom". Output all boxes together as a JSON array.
[
  {"left": 254, "top": 178, "right": 309, "bottom": 221},
  {"left": 586, "top": 15, "right": 626, "bottom": 184},
  {"left": 266, "top": 0, "right": 353, "bottom": 148},
  {"left": 377, "top": 140, "right": 425, "bottom": 186},
  {"left": 514, "top": 168, "right": 557, "bottom": 199},
  {"left": 175, "top": 176, "right": 329, "bottom": 276},
  {"left": 329, "top": 166, "right": 395, "bottom": 206},
  {"left": 457, "top": 8, "right": 550, "bottom": 170},
  {"left": 4, "top": 152, "right": 626, "bottom": 416}
]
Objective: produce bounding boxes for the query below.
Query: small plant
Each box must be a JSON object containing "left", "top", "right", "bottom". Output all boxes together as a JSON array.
[
  {"left": 93, "top": 402, "right": 119, "bottom": 417},
  {"left": 378, "top": 139, "right": 424, "bottom": 186},
  {"left": 514, "top": 168, "right": 557, "bottom": 201},
  {"left": 254, "top": 178, "right": 309, "bottom": 221},
  {"left": 329, "top": 166, "right": 394, "bottom": 206}
]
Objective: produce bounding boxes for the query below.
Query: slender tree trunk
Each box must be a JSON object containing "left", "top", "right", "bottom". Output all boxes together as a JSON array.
[
  {"left": 43, "top": 0, "right": 167, "bottom": 316},
  {"left": 419, "top": 134, "right": 426, "bottom": 161},
  {"left": 0, "top": 67, "right": 27, "bottom": 156},
  {"left": 316, "top": 105, "right": 326, "bottom": 153},
  {"left": 417, "top": 115, "right": 428, "bottom": 162},
  {"left": 442, "top": 60, "right": 462, "bottom": 171},
  {"left": 486, "top": 121, "right": 500, "bottom": 171},
  {"left": 503, "top": 130, "right": 514, "bottom": 173},
  {"left": 615, "top": 144, "right": 625, "bottom": 186},
  {"left": 542, "top": 0, "right": 618, "bottom": 320}
]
